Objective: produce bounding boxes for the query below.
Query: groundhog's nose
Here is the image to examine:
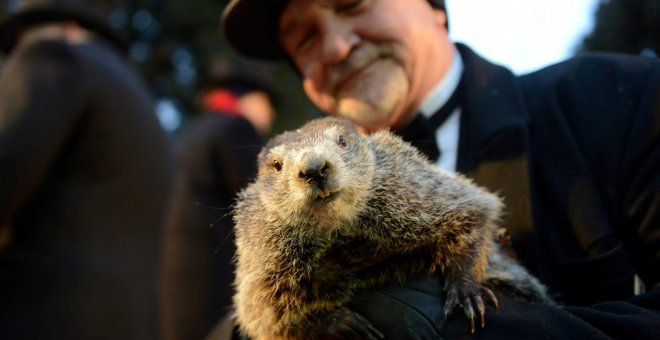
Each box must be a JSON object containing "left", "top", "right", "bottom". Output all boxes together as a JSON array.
[
  {"left": 298, "top": 156, "right": 330, "bottom": 185},
  {"left": 298, "top": 155, "right": 335, "bottom": 199}
]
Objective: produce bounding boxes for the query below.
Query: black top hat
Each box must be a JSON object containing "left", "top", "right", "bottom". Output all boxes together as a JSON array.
[
  {"left": 221, "top": 0, "right": 446, "bottom": 61},
  {"left": 221, "top": 0, "right": 289, "bottom": 61},
  {"left": 0, "top": 0, "right": 127, "bottom": 54}
]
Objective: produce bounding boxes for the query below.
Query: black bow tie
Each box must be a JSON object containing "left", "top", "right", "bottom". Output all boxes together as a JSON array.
[{"left": 397, "top": 79, "right": 463, "bottom": 161}]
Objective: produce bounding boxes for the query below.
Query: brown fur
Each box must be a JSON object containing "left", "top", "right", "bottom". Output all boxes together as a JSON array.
[{"left": 232, "top": 117, "right": 551, "bottom": 339}]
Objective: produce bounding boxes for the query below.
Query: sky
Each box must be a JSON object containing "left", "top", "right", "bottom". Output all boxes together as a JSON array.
[{"left": 446, "top": 0, "right": 600, "bottom": 75}]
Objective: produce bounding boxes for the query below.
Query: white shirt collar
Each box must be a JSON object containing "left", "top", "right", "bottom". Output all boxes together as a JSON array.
[{"left": 418, "top": 47, "right": 464, "bottom": 118}]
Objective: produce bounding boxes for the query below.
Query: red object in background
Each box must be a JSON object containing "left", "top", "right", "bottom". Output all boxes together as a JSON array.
[{"left": 203, "top": 89, "right": 241, "bottom": 116}]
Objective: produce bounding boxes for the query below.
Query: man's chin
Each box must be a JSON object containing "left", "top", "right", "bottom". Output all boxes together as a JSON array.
[
  {"left": 333, "top": 60, "right": 409, "bottom": 131},
  {"left": 337, "top": 98, "right": 395, "bottom": 132}
]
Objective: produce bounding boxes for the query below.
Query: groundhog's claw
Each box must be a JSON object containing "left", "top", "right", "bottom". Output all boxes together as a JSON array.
[
  {"left": 324, "top": 307, "right": 384, "bottom": 339},
  {"left": 443, "top": 280, "right": 498, "bottom": 334},
  {"left": 484, "top": 286, "right": 499, "bottom": 312}
]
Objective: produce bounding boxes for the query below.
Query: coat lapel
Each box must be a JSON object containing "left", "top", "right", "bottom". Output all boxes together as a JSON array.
[{"left": 455, "top": 44, "right": 535, "bottom": 242}]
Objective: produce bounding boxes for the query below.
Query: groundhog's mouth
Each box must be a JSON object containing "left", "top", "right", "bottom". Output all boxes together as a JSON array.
[{"left": 313, "top": 191, "right": 338, "bottom": 204}]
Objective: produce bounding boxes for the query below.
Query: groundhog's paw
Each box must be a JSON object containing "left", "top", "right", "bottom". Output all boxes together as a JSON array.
[
  {"left": 443, "top": 279, "right": 499, "bottom": 334},
  {"left": 324, "top": 307, "right": 384, "bottom": 339}
]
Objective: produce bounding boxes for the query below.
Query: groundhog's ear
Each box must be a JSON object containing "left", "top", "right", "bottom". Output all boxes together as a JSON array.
[
  {"left": 256, "top": 147, "right": 269, "bottom": 163},
  {"left": 256, "top": 145, "right": 277, "bottom": 170}
]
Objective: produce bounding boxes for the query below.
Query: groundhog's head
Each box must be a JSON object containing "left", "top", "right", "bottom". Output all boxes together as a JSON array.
[{"left": 253, "top": 116, "right": 375, "bottom": 232}]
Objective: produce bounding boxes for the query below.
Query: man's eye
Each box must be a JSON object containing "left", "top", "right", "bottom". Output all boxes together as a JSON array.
[
  {"left": 337, "top": 0, "right": 365, "bottom": 13},
  {"left": 297, "top": 31, "right": 316, "bottom": 51}
]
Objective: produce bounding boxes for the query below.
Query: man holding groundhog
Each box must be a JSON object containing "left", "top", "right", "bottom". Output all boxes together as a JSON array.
[{"left": 217, "top": 0, "right": 660, "bottom": 338}]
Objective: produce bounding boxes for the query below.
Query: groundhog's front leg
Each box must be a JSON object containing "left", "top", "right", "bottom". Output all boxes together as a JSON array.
[
  {"left": 443, "top": 258, "right": 499, "bottom": 334},
  {"left": 320, "top": 307, "right": 384, "bottom": 339}
]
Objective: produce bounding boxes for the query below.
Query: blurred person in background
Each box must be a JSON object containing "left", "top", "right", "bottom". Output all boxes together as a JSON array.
[
  {"left": 161, "top": 62, "right": 278, "bottom": 340},
  {"left": 219, "top": 0, "right": 660, "bottom": 338},
  {"left": 0, "top": 0, "right": 173, "bottom": 339}
]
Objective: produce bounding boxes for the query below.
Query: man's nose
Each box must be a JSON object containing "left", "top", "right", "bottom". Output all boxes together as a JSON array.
[{"left": 320, "top": 20, "right": 358, "bottom": 65}]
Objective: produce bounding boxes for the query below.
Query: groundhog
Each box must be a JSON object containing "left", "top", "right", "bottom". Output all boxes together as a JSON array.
[{"left": 232, "top": 116, "right": 553, "bottom": 339}]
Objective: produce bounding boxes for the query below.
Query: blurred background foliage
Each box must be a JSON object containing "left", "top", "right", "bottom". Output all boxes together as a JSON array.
[
  {"left": 578, "top": 0, "right": 659, "bottom": 57},
  {"left": 100, "top": 0, "right": 315, "bottom": 136},
  {"left": 1, "top": 0, "right": 657, "bottom": 136}
]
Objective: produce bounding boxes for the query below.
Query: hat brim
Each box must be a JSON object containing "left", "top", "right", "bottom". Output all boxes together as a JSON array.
[
  {"left": 0, "top": 8, "right": 126, "bottom": 54},
  {"left": 221, "top": 0, "right": 289, "bottom": 61}
]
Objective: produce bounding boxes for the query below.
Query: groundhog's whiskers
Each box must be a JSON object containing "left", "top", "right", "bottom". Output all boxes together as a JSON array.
[
  {"left": 193, "top": 202, "right": 232, "bottom": 227},
  {"left": 214, "top": 228, "right": 235, "bottom": 254},
  {"left": 224, "top": 144, "right": 267, "bottom": 150},
  {"left": 190, "top": 201, "right": 236, "bottom": 253},
  {"left": 194, "top": 201, "right": 226, "bottom": 211}
]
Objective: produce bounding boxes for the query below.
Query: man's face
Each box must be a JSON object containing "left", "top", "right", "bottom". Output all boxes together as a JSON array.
[{"left": 279, "top": 0, "right": 453, "bottom": 132}]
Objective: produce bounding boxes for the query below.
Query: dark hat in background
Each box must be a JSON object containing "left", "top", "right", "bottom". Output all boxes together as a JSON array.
[
  {"left": 0, "top": 0, "right": 127, "bottom": 54},
  {"left": 220, "top": 0, "right": 447, "bottom": 61},
  {"left": 197, "top": 56, "right": 280, "bottom": 109},
  {"left": 199, "top": 74, "right": 278, "bottom": 103}
]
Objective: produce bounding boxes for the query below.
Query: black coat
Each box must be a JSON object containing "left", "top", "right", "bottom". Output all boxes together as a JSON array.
[
  {"left": 161, "top": 114, "right": 265, "bottom": 340},
  {"left": 0, "top": 38, "right": 173, "bottom": 339},
  {"left": 349, "top": 44, "right": 660, "bottom": 338}
]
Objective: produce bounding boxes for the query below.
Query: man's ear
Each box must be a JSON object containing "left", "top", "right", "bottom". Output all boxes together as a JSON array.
[
  {"left": 432, "top": 8, "right": 448, "bottom": 31},
  {"left": 428, "top": 0, "right": 449, "bottom": 31}
]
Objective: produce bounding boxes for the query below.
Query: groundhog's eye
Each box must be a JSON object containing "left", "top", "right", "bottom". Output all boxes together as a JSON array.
[
  {"left": 337, "top": 135, "right": 347, "bottom": 147},
  {"left": 273, "top": 160, "right": 282, "bottom": 172}
]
